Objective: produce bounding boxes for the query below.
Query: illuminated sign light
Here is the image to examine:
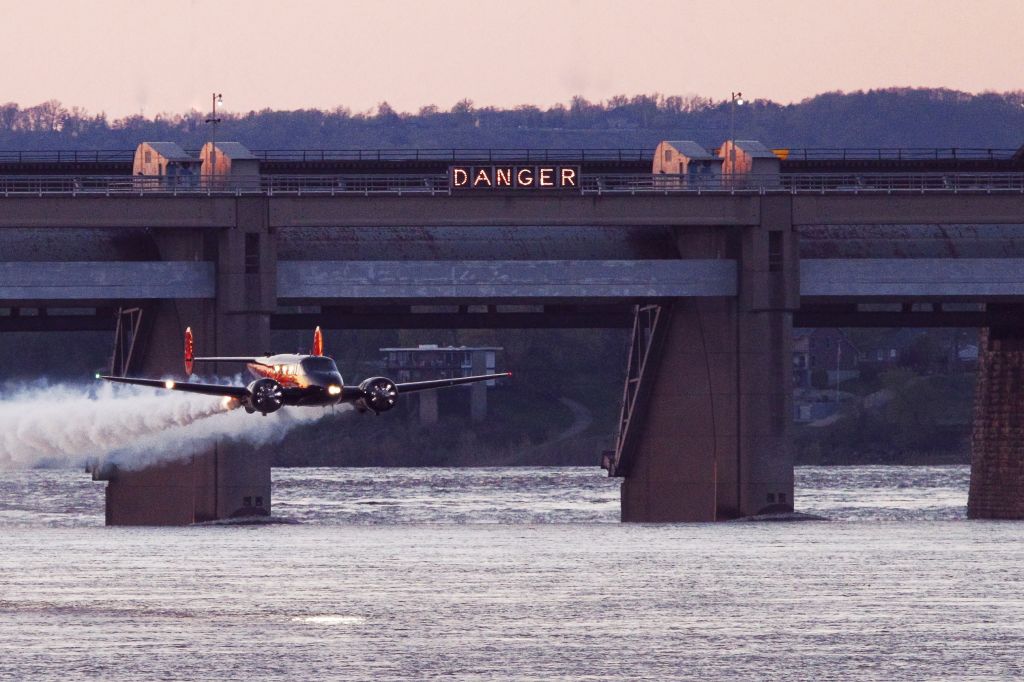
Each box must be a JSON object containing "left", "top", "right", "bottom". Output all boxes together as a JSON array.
[{"left": 450, "top": 165, "right": 580, "bottom": 190}]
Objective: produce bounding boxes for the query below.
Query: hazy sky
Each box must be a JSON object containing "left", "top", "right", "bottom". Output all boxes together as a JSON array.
[{"left": 2, "top": 0, "right": 1022, "bottom": 117}]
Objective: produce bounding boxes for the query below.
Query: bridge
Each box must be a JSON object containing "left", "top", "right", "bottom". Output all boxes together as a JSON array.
[{"left": 2, "top": 143, "right": 1023, "bottom": 524}]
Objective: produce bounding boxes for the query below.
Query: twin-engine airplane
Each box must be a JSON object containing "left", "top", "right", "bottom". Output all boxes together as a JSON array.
[{"left": 100, "top": 327, "right": 510, "bottom": 416}]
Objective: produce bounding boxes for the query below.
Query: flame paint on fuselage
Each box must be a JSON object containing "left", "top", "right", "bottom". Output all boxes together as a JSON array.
[{"left": 248, "top": 354, "right": 345, "bottom": 406}]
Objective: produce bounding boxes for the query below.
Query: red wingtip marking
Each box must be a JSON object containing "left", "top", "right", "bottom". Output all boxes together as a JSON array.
[{"left": 183, "top": 327, "right": 195, "bottom": 376}]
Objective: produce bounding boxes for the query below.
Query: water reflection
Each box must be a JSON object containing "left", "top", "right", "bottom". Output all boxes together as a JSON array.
[{"left": 0, "top": 465, "right": 971, "bottom": 527}]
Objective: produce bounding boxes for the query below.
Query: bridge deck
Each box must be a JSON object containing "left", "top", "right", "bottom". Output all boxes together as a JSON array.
[
  {"left": 3, "top": 258, "right": 1024, "bottom": 303},
  {"left": 2, "top": 176, "right": 1024, "bottom": 227}
]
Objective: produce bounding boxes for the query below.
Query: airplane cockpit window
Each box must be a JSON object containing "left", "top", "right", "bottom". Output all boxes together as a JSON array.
[{"left": 301, "top": 357, "right": 338, "bottom": 373}]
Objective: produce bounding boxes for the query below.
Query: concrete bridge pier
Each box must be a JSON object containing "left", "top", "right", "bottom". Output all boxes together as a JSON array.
[
  {"left": 618, "top": 302, "right": 795, "bottom": 521},
  {"left": 100, "top": 200, "right": 276, "bottom": 525},
  {"left": 618, "top": 197, "right": 797, "bottom": 521},
  {"left": 968, "top": 309, "right": 1024, "bottom": 519},
  {"left": 214, "top": 198, "right": 275, "bottom": 361}
]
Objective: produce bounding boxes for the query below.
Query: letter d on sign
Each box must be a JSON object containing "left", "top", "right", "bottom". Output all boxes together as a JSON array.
[{"left": 452, "top": 167, "right": 469, "bottom": 188}]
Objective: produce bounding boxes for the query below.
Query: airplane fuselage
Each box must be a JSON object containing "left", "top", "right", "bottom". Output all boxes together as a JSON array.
[{"left": 247, "top": 354, "right": 346, "bottom": 408}]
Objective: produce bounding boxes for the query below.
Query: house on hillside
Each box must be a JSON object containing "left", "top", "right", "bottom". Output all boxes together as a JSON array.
[
  {"left": 855, "top": 328, "right": 914, "bottom": 371},
  {"left": 793, "top": 328, "right": 860, "bottom": 388},
  {"left": 955, "top": 343, "right": 979, "bottom": 371}
]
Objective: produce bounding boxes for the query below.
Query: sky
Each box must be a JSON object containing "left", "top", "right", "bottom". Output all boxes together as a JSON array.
[{"left": 1, "top": 0, "right": 1022, "bottom": 118}]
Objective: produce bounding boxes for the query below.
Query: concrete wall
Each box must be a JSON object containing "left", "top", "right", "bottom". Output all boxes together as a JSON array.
[
  {"left": 0, "top": 261, "right": 213, "bottom": 302},
  {"left": 5, "top": 194, "right": 1024, "bottom": 229},
  {"left": 277, "top": 260, "right": 738, "bottom": 302},
  {"left": 968, "top": 323, "right": 1024, "bottom": 519},
  {"left": 801, "top": 259, "right": 1024, "bottom": 299},
  {"left": 8, "top": 258, "right": 1024, "bottom": 303},
  {"left": 619, "top": 299, "right": 733, "bottom": 520}
]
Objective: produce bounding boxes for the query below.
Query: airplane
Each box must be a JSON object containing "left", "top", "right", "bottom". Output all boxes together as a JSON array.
[{"left": 100, "top": 326, "right": 510, "bottom": 416}]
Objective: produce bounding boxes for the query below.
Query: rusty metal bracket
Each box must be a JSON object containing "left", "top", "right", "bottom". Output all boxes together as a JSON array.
[
  {"left": 604, "top": 303, "right": 671, "bottom": 477},
  {"left": 110, "top": 307, "right": 143, "bottom": 377}
]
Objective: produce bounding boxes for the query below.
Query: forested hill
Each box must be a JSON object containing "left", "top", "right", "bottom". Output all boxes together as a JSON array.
[{"left": 2, "top": 88, "right": 1023, "bottom": 151}]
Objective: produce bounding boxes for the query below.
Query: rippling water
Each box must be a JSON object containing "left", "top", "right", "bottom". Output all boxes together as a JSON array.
[{"left": 2, "top": 466, "right": 1023, "bottom": 680}]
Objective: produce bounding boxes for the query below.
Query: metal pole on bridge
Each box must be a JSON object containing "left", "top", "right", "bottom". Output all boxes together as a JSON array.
[
  {"left": 205, "top": 93, "right": 223, "bottom": 185},
  {"left": 729, "top": 92, "right": 745, "bottom": 180}
]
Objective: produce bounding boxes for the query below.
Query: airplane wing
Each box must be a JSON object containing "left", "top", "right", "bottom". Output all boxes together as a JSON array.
[
  {"left": 395, "top": 372, "right": 511, "bottom": 394},
  {"left": 192, "top": 357, "right": 271, "bottom": 365},
  {"left": 100, "top": 376, "right": 251, "bottom": 399}
]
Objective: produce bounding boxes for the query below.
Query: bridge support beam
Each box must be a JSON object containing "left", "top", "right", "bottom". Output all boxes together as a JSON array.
[
  {"left": 968, "top": 313, "right": 1024, "bottom": 519},
  {"left": 616, "top": 197, "right": 797, "bottom": 521},
  {"left": 101, "top": 200, "right": 276, "bottom": 525},
  {"left": 618, "top": 300, "right": 795, "bottom": 521}
]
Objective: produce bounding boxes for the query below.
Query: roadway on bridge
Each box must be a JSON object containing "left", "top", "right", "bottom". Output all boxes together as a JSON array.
[{"left": 3, "top": 258, "right": 1024, "bottom": 302}]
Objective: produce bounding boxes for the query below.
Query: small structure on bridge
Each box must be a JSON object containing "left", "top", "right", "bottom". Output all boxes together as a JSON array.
[
  {"left": 132, "top": 142, "right": 200, "bottom": 186},
  {"left": 718, "top": 140, "right": 781, "bottom": 180},
  {"left": 652, "top": 140, "right": 719, "bottom": 182},
  {"left": 381, "top": 344, "right": 502, "bottom": 424},
  {"left": 200, "top": 141, "right": 259, "bottom": 181}
]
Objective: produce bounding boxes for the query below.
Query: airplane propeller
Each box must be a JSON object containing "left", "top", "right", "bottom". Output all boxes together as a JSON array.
[
  {"left": 358, "top": 377, "right": 400, "bottom": 413},
  {"left": 249, "top": 378, "right": 284, "bottom": 414}
]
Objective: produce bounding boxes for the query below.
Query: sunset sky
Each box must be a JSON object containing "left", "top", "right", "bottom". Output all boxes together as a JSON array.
[{"left": 2, "top": 0, "right": 1022, "bottom": 117}]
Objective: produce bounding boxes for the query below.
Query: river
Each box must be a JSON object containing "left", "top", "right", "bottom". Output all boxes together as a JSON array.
[{"left": 1, "top": 465, "right": 1021, "bottom": 680}]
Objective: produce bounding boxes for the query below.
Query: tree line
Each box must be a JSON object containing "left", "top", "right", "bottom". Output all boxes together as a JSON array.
[{"left": 2, "top": 88, "right": 1023, "bottom": 151}]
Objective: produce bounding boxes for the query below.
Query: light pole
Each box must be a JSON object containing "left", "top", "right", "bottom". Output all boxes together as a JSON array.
[
  {"left": 729, "top": 91, "right": 745, "bottom": 176},
  {"left": 205, "top": 93, "right": 223, "bottom": 183},
  {"left": 1019, "top": 101, "right": 1024, "bottom": 156}
]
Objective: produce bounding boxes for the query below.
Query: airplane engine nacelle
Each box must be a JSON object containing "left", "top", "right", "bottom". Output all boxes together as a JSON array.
[
  {"left": 247, "top": 378, "right": 284, "bottom": 415},
  {"left": 356, "top": 377, "right": 399, "bottom": 414}
]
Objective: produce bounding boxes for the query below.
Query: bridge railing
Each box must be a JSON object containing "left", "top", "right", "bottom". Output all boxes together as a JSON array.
[
  {"left": 579, "top": 173, "right": 1024, "bottom": 194},
  {"left": 0, "top": 150, "right": 136, "bottom": 163},
  {"left": 2, "top": 172, "right": 1024, "bottom": 196},
  {"left": 778, "top": 172, "right": 1024, "bottom": 193},
  {"left": 3, "top": 147, "right": 1017, "bottom": 164},
  {"left": 0, "top": 148, "right": 653, "bottom": 163},
  {"left": 251, "top": 148, "right": 652, "bottom": 162},
  {"left": 781, "top": 147, "right": 1019, "bottom": 161}
]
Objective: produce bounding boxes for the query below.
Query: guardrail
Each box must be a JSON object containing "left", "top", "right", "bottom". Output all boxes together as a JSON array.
[
  {"left": 1, "top": 173, "right": 1023, "bottom": 196},
  {"left": 4, "top": 147, "right": 1018, "bottom": 165},
  {"left": 1, "top": 147, "right": 1020, "bottom": 166},
  {"left": 251, "top": 148, "right": 652, "bottom": 162},
  {"left": 780, "top": 172, "right": 1024, "bottom": 192},
  {"left": 0, "top": 150, "right": 136, "bottom": 163},
  {"left": 581, "top": 173, "right": 1024, "bottom": 194},
  {"left": 0, "top": 148, "right": 653, "bottom": 164},
  {"left": 782, "top": 147, "right": 1018, "bottom": 161}
]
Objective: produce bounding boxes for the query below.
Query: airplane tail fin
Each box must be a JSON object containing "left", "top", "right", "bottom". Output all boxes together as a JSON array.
[
  {"left": 184, "top": 327, "right": 195, "bottom": 376},
  {"left": 312, "top": 326, "right": 323, "bottom": 356}
]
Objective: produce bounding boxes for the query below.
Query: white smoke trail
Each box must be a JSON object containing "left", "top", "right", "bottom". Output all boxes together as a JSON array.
[{"left": 0, "top": 379, "right": 344, "bottom": 471}]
